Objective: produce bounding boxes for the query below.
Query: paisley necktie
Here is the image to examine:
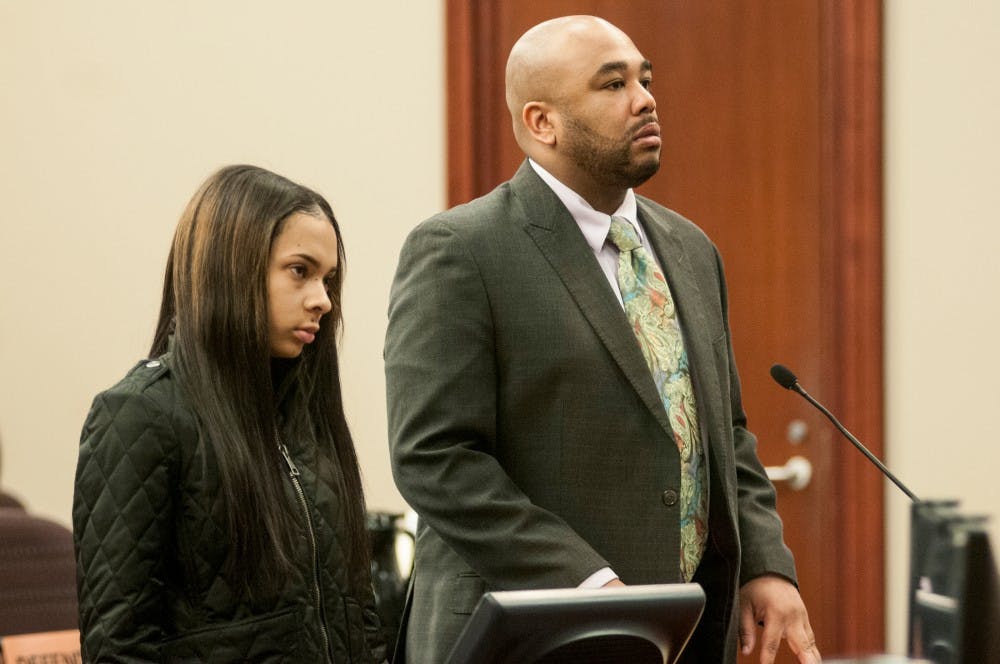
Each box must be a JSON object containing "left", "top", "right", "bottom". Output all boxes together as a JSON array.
[{"left": 608, "top": 216, "right": 707, "bottom": 582}]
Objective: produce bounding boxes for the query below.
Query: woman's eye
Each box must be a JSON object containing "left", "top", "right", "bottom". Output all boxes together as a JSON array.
[{"left": 290, "top": 265, "right": 307, "bottom": 278}]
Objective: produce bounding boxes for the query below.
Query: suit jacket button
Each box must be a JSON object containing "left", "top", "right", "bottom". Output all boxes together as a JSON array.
[{"left": 661, "top": 489, "right": 678, "bottom": 506}]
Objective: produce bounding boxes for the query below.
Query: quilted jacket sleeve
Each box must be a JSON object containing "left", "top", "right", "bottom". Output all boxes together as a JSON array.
[
  {"left": 73, "top": 376, "right": 180, "bottom": 663},
  {"left": 361, "top": 574, "right": 388, "bottom": 663}
]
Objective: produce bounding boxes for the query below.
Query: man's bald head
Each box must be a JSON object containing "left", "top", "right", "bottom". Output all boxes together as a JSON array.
[
  {"left": 505, "top": 16, "right": 638, "bottom": 135},
  {"left": 502, "top": 16, "right": 659, "bottom": 212}
]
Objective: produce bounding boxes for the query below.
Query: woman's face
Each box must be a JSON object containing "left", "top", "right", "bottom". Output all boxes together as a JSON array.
[{"left": 266, "top": 212, "right": 339, "bottom": 358}]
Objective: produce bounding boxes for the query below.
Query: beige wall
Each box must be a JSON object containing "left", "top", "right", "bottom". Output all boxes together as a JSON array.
[
  {"left": 0, "top": 1, "right": 443, "bottom": 521},
  {"left": 2, "top": 0, "right": 999, "bottom": 656},
  {"left": 885, "top": 0, "right": 1000, "bottom": 654}
]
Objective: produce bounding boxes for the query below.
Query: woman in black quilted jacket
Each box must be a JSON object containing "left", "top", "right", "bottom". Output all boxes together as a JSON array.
[{"left": 73, "top": 165, "right": 387, "bottom": 663}]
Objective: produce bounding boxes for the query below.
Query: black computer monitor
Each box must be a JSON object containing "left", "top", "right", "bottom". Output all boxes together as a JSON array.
[
  {"left": 446, "top": 583, "right": 705, "bottom": 664},
  {"left": 907, "top": 501, "right": 1000, "bottom": 664}
]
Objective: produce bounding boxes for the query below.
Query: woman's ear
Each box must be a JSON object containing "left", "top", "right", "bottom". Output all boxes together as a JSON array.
[{"left": 522, "top": 101, "right": 558, "bottom": 146}]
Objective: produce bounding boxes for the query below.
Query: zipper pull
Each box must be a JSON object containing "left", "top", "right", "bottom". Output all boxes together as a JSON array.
[{"left": 278, "top": 443, "right": 301, "bottom": 477}]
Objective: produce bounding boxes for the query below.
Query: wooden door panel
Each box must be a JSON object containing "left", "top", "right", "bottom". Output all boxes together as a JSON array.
[{"left": 447, "top": 2, "right": 883, "bottom": 659}]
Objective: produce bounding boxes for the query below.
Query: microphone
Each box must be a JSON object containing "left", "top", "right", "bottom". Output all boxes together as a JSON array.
[{"left": 769, "top": 364, "right": 919, "bottom": 502}]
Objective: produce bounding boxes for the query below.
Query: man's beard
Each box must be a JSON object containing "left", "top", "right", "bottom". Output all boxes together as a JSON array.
[{"left": 561, "top": 113, "right": 660, "bottom": 190}]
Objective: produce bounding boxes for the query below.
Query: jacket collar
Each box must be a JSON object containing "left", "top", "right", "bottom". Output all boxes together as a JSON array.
[{"left": 510, "top": 161, "right": 676, "bottom": 438}]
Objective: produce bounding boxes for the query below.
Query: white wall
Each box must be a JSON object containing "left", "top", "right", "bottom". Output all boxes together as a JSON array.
[
  {"left": 884, "top": 0, "right": 1000, "bottom": 654},
  {"left": 0, "top": 1, "right": 444, "bottom": 522}
]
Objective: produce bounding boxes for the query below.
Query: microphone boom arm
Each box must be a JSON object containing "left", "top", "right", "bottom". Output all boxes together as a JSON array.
[{"left": 791, "top": 382, "right": 919, "bottom": 503}]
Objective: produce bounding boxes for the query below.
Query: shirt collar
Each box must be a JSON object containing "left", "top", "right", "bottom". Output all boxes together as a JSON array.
[{"left": 528, "top": 159, "right": 640, "bottom": 253}]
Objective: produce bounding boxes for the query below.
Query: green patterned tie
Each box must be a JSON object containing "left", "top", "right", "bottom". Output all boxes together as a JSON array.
[{"left": 608, "top": 216, "right": 707, "bottom": 582}]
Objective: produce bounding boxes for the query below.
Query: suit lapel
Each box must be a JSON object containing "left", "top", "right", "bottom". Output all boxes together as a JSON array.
[
  {"left": 509, "top": 163, "right": 674, "bottom": 437},
  {"left": 639, "top": 198, "right": 722, "bottom": 480},
  {"left": 637, "top": 199, "right": 711, "bottom": 383}
]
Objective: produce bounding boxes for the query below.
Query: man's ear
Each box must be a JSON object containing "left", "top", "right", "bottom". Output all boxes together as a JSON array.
[{"left": 522, "top": 101, "right": 557, "bottom": 146}]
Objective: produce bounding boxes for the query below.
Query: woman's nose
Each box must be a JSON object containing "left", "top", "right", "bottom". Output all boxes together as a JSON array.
[{"left": 307, "top": 280, "right": 333, "bottom": 315}]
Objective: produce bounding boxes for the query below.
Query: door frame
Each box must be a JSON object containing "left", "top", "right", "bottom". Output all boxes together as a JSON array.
[
  {"left": 445, "top": 1, "right": 884, "bottom": 654},
  {"left": 817, "top": 1, "right": 884, "bottom": 652}
]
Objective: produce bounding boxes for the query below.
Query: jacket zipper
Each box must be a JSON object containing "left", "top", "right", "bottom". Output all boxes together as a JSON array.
[{"left": 278, "top": 437, "right": 333, "bottom": 663}]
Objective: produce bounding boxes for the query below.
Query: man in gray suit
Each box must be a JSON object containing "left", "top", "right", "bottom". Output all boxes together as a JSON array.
[{"left": 385, "top": 15, "right": 820, "bottom": 664}]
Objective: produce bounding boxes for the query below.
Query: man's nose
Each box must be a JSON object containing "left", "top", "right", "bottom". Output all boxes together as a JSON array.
[{"left": 633, "top": 82, "right": 656, "bottom": 115}]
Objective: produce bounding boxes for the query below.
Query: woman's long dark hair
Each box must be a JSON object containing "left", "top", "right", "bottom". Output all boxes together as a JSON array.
[{"left": 150, "top": 164, "right": 369, "bottom": 596}]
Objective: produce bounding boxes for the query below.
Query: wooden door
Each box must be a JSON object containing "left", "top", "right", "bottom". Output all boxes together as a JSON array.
[{"left": 446, "top": 1, "right": 883, "bottom": 660}]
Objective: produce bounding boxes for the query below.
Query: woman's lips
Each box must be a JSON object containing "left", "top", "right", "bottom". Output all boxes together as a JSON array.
[{"left": 294, "top": 329, "right": 316, "bottom": 344}]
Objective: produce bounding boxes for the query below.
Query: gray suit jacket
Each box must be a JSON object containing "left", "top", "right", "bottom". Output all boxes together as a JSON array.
[{"left": 385, "top": 162, "right": 795, "bottom": 663}]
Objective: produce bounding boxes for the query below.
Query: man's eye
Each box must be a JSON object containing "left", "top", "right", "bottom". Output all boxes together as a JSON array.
[
  {"left": 641, "top": 78, "right": 653, "bottom": 89},
  {"left": 606, "top": 80, "right": 625, "bottom": 90}
]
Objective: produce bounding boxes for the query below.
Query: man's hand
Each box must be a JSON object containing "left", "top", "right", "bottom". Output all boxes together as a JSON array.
[
  {"left": 739, "top": 574, "right": 820, "bottom": 663},
  {"left": 601, "top": 578, "right": 626, "bottom": 588}
]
